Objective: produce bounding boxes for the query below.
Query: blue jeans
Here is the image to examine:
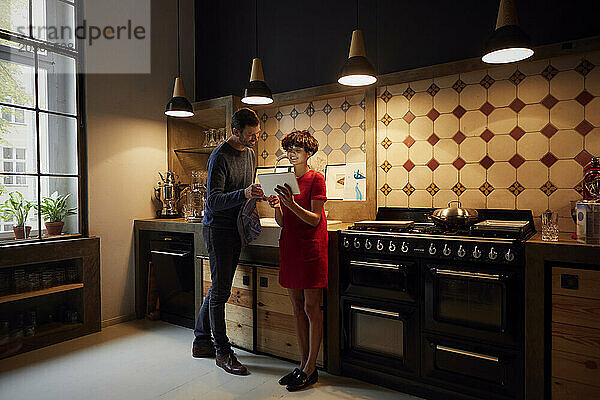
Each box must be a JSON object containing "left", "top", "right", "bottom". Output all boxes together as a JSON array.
[{"left": 193, "top": 226, "right": 241, "bottom": 356}]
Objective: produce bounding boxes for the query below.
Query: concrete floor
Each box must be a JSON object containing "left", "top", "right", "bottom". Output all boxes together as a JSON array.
[{"left": 0, "top": 320, "right": 422, "bottom": 400}]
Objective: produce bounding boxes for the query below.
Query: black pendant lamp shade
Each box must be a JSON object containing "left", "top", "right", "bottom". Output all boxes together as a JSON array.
[
  {"left": 482, "top": 0, "right": 533, "bottom": 64},
  {"left": 242, "top": 58, "right": 273, "bottom": 105},
  {"left": 338, "top": 29, "right": 377, "bottom": 86}
]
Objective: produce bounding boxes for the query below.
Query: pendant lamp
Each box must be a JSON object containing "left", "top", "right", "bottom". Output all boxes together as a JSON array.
[
  {"left": 338, "top": 0, "right": 376, "bottom": 86},
  {"left": 242, "top": 0, "right": 273, "bottom": 105},
  {"left": 165, "top": 0, "right": 194, "bottom": 117},
  {"left": 482, "top": 0, "right": 533, "bottom": 64}
]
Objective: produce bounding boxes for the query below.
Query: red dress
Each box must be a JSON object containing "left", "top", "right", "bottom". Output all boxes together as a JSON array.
[{"left": 279, "top": 169, "right": 328, "bottom": 289}]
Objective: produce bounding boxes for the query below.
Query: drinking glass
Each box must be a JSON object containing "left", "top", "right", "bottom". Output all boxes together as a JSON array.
[
  {"left": 204, "top": 129, "right": 213, "bottom": 147},
  {"left": 541, "top": 210, "right": 559, "bottom": 241}
]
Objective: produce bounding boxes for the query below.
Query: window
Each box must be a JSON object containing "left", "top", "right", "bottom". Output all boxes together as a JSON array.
[{"left": 0, "top": 0, "right": 84, "bottom": 242}]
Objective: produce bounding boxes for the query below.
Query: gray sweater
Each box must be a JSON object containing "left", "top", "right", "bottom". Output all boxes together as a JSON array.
[{"left": 202, "top": 141, "right": 255, "bottom": 230}]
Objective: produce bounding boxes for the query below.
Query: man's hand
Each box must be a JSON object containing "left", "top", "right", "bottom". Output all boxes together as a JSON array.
[
  {"left": 267, "top": 195, "right": 280, "bottom": 209},
  {"left": 244, "top": 183, "right": 264, "bottom": 199}
]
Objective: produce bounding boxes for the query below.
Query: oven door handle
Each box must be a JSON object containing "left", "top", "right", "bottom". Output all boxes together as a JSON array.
[
  {"left": 349, "top": 260, "right": 403, "bottom": 270},
  {"left": 435, "top": 344, "right": 499, "bottom": 363},
  {"left": 151, "top": 250, "right": 191, "bottom": 257},
  {"left": 350, "top": 305, "right": 400, "bottom": 319},
  {"left": 430, "top": 268, "right": 505, "bottom": 281}
]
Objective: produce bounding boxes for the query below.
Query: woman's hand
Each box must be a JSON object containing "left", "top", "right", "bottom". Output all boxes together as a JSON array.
[
  {"left": 274, "top": 184, "right": 297, "bottom": 211},
  {"left": 267, "top": 195, "right": 280, "bottom": 209}
]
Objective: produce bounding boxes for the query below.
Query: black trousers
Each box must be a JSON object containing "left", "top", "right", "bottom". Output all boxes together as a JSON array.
[{"left": 193, "top": 226, "right": 241, "bottom": 356}]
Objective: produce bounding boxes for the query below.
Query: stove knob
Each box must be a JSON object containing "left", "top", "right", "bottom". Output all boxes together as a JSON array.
[
  {"left": 353, "top": 238, "right": 361, "bottom": 249},
  {"left": 401, "top": 242, "right": 409, "bottom": 253},
  {"left": 504, "top": 249, "right": 515, "bottom": 262},
  {"left": 343, "top": 237, "right": 350, "bottom": 248},
  {"left": 376, "top": 240, "right": 384, "bottom": 251},
  {"left": 488, "top": 247, "right": 498, "bottom": 260},
  {"left": 442, "top": 244, "right": 451, "bottom": 256},
  {"left": 389, "top": 241, "right": 397, "bottom": 252},
  {"left": 472, "top": 246, "right": 482, "bottom": 259},
  {"left": 457, "top": 245, "right": 466, "bottom": 258},
  {"left": 428, "top": 243, "right": 437, "bottom": 255},
  {"left": 364, "top": 239, "right": 372, "bottom": 250}
]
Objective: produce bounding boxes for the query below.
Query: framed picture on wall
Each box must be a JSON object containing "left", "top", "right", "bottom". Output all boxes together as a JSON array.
[{"left": 325, "top": 164, "right": 346, "bottom": 200}]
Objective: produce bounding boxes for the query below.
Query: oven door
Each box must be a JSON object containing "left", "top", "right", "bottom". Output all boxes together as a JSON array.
[
  {"left": 341, "top": 297, "right": 418, "bottom": 376},
  {"left": 342, "top": 258, "right": 417, "bottom": 303},
  {"left": 423, "top": 263, "right": 522, "bottom": 347}
]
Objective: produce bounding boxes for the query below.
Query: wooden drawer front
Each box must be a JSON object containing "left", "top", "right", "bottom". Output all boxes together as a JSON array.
[
  {"left": 552, "top": 350, "right": 600, "bottom": 388},
  {"left": 552, "top": 322, "right": 600, "bottom": 358},
  {"left": 258, "top": 291, "right": 294, "bottom": 315},
  {"left": 552, "top": 377, "right": 600, "bottom": 399},
  {"left": 226, "top": 319, "right": 252, "bottom": 350},
  {"left": 226, "top": 303, "right": 253, "bottom": 327},
  {"left": 203, "top": 264, "right": 253, "bottom": 291},
  {"left": 203, "top": 281, "right": 252, "bottom": 308},
  {"left": 257, "top": 327, "right": 324, "bottom": 366},
  {"left": 257, "top": 267, "right": 288, "bottom": 296},
  {"left": 552, "top": 295, "right": 600, "bottom": 330},
  {"left": 552, "top": 267, "right": 600, "bottom": 300}
]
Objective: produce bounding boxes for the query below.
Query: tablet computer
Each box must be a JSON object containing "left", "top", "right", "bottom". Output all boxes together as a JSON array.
[{"left": 257, "top": 172, "right": 301, "bottom": 196}]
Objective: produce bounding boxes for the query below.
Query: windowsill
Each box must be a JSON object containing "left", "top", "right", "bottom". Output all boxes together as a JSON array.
[{"left": 0, "top": 233, "right": 83, "bottom": 247}]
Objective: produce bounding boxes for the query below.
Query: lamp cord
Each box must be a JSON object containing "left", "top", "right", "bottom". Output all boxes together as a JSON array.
[
  {"left": 255, "top": 0, "right": 259, "bottom": 58},
  {"left": 356, "top": 0, "right": 359, "bottom": 29},
  {"left": 176, "top": 0, "right": 181, "bottom": 77}
]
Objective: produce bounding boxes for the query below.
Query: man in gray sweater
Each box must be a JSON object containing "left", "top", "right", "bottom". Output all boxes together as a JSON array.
[{"left": 192, "top": 108, "right": 263, "bottom": 375}]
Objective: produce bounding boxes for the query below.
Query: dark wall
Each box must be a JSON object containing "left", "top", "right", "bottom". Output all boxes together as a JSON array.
[{"left": 195, "top": 0, "right": 599, "bottom": 101}]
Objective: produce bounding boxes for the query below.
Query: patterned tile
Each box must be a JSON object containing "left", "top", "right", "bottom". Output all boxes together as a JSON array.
[
  {"left": 540, "top": 152, "right": 558, "bottom": 167},
  {"left": 479, "top": 181, "right": 495, "bottom": 196},
  {"left": 453, "top": 157, "right": 466, "bottom": 170},
  {"left": 509, "top": 98, "right": 526, "bottom": 112},
  {"left": 452, "top": 182, "right": 466, "bottom": 195},
  {"left": 260, "top": 131, "right": 268, "bottom": 141},
  {"left": 452, "top": 105, "right": 467, "bottom": 118},
  {"left": 359, "top": 120, "right": 366, "bottom": 131},
  {"left": 341, "top": 101, "right": 351, "bottom": 112},
  {"left": 381, "top": 113, "right": 393, "bottom": 126},
  {"left": 306, "top": 103, "right": 315, "bottom": 116},
  {"left": 341, "top": 143, "right": 351, "bottom": 154},
  {"left": 323, "top": 144, "right": 332, "bottom": 155},
  {"left": 574, "top": 149, "right": 593, "bottom": 166},
  {"left": 426, "top": 182, "right": 440, "bottom": 195},
  {"left": 575, "top": 120, "right": 593, "bottom": 136},
  {"left": 380, "top": 183, "right": 392, "bottom": 196},
  {"left": 480, "top": 74, "right": 496, "bottom": 89},
  {"left": 323, "top": 124, "right": 333, "bottom": 134},
  {"left": 359, "top": 98, "right": 366, "bottom": 110},
  {"left": 480, "top": 129, "right": 494, "bottom": 142},
  {"left": 403, "top": 160, "right": 416, "bottom": 172},
  {"left": 403, "top": 136, "right": 416, "bottom": 148},
  {"left": 479, "top": 101, "right": 495, "bottom": 116},
  {"left": 452, "top": 131, "right": 466, "bottom": 144},
  {"left": 381, "top": 137, "right": 392, "bottom": 149},
  {"left": 427, "top": 133, "right": 440, "bottom": 146},
  {"left": 575, "top": 59, "right": 594, "bottom": 76},
  {"left": 403, "top": 111, "right": 416, "bottom": 124},
  {"left": 508, "top": 181, "right": 525, "bottom": 196},
  {"left": 510, "top": 126, "right": 526, "bottom": 141},
  {"left": 307, "top": 126, "right": 315, "bottom": 134},
  {"left": 403, "top": 86, "right": 416, "bottom": 100},
  {"left": 260, "top": 113, "right": 268, "bottom": 122},
  {"left": 323, "top": 103, "right": 333, "bottom": 115},
  {"left": 380, "top": 90, "right": 393, "bottom": 103},
  {"left": 261, "top": 150, "right": 269, "bottom": 159},
  {"left": 427, "top": 83, "right": 440, "bottom": 97},
  {"left": 509, "top": 154, "right": 525, "bottom": 168},
  {"left": 575, "top": 90, "right": 593, "bottom": 106},
  {"left": 341, "top": 122, "right": 351, "bottom": 133},
  {"left": 509, "top": 69, "right": 526, "bottom": 85},
  {"left": 540, "top": 181, "right": 558, "bottom": 196},
  {"left": 275, "top": 129, "right": 284, "bottom": 139},
  {"left": 541, "top": 94, "right": 559, "bottom": 109},
  {"left": 452, "top": 79, "right": 466, "bottom": 93},
  {"left": 290, "top": 108, "right": 299, "bottom": 119},
  {"left": 542, "top": 64, "right": 559, "bottom": 81},
  {"left": 275, "top": 110, "right": 283, "bottom": 121},
  {"left": 402, "top": 182, "right": 416, "bottom": 195},
  {"left": 480, "top": 155, "right": 495, "bottom": 169},
  {"left": 275, "top": 149, "right": 284, "bottom": 157},
  {"left": 541, "top": 123, "right": 558, "bottom": 138},
  {"left": 380, "top": 160, "right": 392, "bottom": 173},
  {"left": 427, "top": 108, "right": 440, "bottom": 121},
  {"left": 360, "top": 142, "right": 366, "bottom": 152},
  {"left": 575, "top": 180, "right": 584, "bottom": 195},
  {"left": 427, "top": 159, "right": 440, "bottom": 171}
]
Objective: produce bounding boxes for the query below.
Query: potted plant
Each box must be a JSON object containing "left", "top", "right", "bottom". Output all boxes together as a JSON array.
[
  {"left": 36, "top": 191, "right": 77, "bottom": 236},
  {"left": 0, "top": 192, "right": 34, "bottom": 239}
]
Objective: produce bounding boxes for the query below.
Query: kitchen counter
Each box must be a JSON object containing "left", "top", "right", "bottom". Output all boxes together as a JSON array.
[{"left": 527, "top": 232, "right": 600, "bottom": 248}]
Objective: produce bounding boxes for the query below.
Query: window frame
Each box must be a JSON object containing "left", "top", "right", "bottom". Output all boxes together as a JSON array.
[{"left": 0, "top": 0, "right": 88, "bottom": 244}]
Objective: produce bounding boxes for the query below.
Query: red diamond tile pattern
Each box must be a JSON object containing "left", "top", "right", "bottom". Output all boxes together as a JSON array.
[
  {"left": 380, "top": 90, "right": 393, "bottom": 103},
  {"left": 575, "top": 90, "right": 593, "bottom": 106},
  {"left": 403, "top": 111, "right": 416, "bottom": 124},
  {"left": 542, "top": 65, "right": 559, "bottom": 81},
  {"left": 479, "top": 182, "right": 495, "bottom": 196},
  {"left": 427, "top": 108, "right": 440, "bottom": 121},
  {"left": 480, "top": 129, "right": 494, "bottom": 142},
  {"left": 509, "top": 98, "right": 526, "bottom": 113},
  {"left": 380, "top": 183, "right": 392, "bottom": 196},
  {"left": 403, "top": 136, "right": 416, "bottom": 148},
  {"left": 575, "top": 150, "right": 593, "bottom": 166},
  {"left": 575, "top": 59, "right": 595, "bottom": 76},
  {"left": 508, "top": 181, "right": 525, "bottom": 196},
  {"left": 452, "top": 182, "right": 466, "bottom": 195},
  {"left": 509, "top": 69, "right": 526, "bottom": 85},
  {"left": 541, "top": 94, "right": 559, "bottom": 109},
  {"left": 509, "top": 154, "right": 526, "bottom": 168},
  {"left": 403, "top": 159, "right": 415, "bottom": 172},
  {"left": 479, "top": 102, "right": 495, "bottom": 116},
  {"left": 427, "top": 159, "right": 440, "bottom": 171},
  {"left": 403, "top": 86, "right": 416, "bottom": 100},
  {"left": 380, "top": 160, "right": 392, "bottom": 173},
  {"left": 540, "top": 152, "right": 558, "bottom": 167},
  {"left": 402, "top": 182, "right": 416, "bottom": 195},
  {"left": 480, "top": 74, "right": 495, "bottom": 89},
  {"left": 453, "top": 157, "right": 466, "bottom": 170},
  {"left": 541, "top": 123, "right": 558, "bottom": 138},
  {"left": 452, "top": 131, "right": 466, "bottom": 144},
  {"left": 480, "top": 155, "right": 495, "bottom": 169},
  {"left": 452, "top": 105, "right": 467, "bottom": 119},
  {"left": 427, "top": 133, "right": 440, "bottom": 146},
  {"left": 452, "top": 79, "right": 466, "bottom": 93},
  {"left": 381, "top": 137, "right": 392, "bottom": 149},
  {"left": 540, "top": 181, "right": 557, "bottom": 196},
  {"left": 575, "top": 120, "right": 593, "bottom": 136},
  {"left": 427, "top": 84, "right": 440, "bottom": 97},
  {"left": 510, "top": 127, "right": 526, "bottom": 141},
  {"left": 426, "top": 183, "right": 440, "bottom": 196},
  {"left": 381, "top": 113, "right": 393, "bottom": 126}
]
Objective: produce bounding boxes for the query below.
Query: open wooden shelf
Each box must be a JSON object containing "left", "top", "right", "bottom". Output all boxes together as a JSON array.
[
  {"left": 0, "top": 283, "right": 84, "bottom": 305},
  {"left": 173, "top": 146, "right": 217, "bottom": 154},
  {"left": 0, "top": 322, "right": 84, "bottom": 358}
]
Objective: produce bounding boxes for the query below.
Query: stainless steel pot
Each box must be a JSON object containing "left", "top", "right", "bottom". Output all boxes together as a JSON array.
[{"left": 430, "top": 201, "right": 479, "bottom": 229}]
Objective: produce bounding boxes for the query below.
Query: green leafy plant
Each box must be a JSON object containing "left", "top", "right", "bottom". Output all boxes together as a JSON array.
[
  {"left": 36, "top": 191, "right": 77, "bottom": 222},
  {"left": 0, "top": 191, "right": 33, "bottom": 227}
]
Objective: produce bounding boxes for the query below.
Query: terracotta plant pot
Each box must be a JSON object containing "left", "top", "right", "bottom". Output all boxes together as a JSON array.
[
  {"left": 13, "top": 226, "right": 31, "bottom": 239},
  {"left": 45, "top": 221, "right": 64, "bottom": 236}
]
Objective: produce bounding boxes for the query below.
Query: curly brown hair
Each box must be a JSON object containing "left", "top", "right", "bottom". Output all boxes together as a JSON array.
[{"left": 280, "top": 130, "right": 319, "bottom": 156}]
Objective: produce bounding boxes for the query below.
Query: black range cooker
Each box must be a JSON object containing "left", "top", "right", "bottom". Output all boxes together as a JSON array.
[{"left": 339, "top": 207, "right": 535, "bottom": 400}]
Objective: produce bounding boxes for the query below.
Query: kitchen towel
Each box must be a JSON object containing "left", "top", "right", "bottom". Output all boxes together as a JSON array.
[{"left": 237, "top": 198, "right": 262, "bottom": 246}]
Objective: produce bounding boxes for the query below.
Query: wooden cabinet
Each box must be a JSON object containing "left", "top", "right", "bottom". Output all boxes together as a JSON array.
[
  {"left": 256, "top": 267, "right": 324, "bottom": 367},
  {"left": 551, "top": 266, "right": 600, "bottom": 399}
]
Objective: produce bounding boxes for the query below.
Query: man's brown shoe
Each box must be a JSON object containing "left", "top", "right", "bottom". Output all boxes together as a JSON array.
[{"left": 216, "top": 352, "right": 249, "bottom": 375}]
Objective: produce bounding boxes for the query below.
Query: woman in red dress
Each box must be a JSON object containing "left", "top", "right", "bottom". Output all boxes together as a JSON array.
[{"left": 267, "top": 130, "right": 328, "bottom": 391}]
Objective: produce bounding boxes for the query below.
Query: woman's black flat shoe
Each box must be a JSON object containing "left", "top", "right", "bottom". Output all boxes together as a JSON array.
[
  {"left": 278, "top": 368, "right": 301, "bottom": 385},
  {"left": 286, "top": 369, "right": 318, "bottom": 392}
]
